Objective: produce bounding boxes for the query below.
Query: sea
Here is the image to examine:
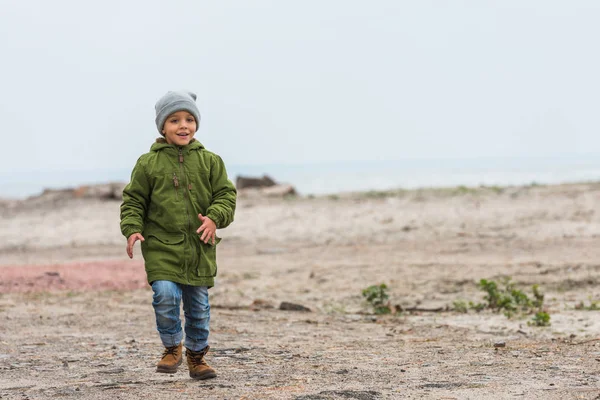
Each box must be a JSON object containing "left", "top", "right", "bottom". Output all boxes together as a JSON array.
[{"left": 2, "top": 156, "right": 600, "bottom": 199}]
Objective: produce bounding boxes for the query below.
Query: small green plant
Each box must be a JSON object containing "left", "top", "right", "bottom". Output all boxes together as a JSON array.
[
  {"left": 531, "top": 284, "right": 544, "bottom": 308},
  {"left": 478, "top": 279, "right": 519, "bottom": 316},
  {"left": 529, "top": 311, "right": 551, "bottom": 326},
  {"left": 468, "top": 301, "right": 486, "bottom": 312},
  {"left": 456, "top": 278, "right": 550, "bottom": 325},
  {"left": 362, "top": 284, "right": 392, "bottom": 315}
]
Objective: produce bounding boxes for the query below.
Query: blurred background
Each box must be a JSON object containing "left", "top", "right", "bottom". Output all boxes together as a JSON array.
[{"left": 1, "top": 0, "right": 600, "bottom": 198}]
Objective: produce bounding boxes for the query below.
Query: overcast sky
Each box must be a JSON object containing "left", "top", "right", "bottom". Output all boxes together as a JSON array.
[{"left": 1, "top": 0, "right": 599, "bottom": 174}]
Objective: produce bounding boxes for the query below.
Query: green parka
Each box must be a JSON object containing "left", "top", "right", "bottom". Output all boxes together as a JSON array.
[{"left": 120, "top": 138, "right": 237, "bottom": 287}]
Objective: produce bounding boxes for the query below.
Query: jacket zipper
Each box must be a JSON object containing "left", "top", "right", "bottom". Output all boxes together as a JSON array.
[{"left": 179, "top": 147, "right": 194, "bottom": 281}]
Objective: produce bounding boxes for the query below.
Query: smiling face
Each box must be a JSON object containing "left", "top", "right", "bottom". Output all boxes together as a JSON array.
[{"left": 161, "top": 111, "right": 197, "bottom": 146}]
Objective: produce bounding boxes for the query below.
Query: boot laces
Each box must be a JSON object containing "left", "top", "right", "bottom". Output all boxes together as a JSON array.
[
  {"left": 188, "top": 348, "right": 208, "bottom": 366},
  {"left": 161, "top": 346, "right": 179, "bottom": 360}
]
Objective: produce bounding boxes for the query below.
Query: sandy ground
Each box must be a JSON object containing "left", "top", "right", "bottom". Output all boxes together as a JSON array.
[{"left": 1, "top": 183, "right": 600, "bottom": 399}]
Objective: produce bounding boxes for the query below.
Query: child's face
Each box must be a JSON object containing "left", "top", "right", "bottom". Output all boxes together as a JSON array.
[{"left": 162, "top": 111, "right": 197, "bottom": 146}]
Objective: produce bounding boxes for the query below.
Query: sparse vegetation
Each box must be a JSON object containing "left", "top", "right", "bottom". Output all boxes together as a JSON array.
[
  {"left": 453, "top": 185, "right": 475, "bottom": 195},
  {"left": 326, "top": 184, "right": 516, "bottom": 202},
  {"left": 363, "top": 190, "right": 393, "bottom": 199},
  {"left": 529, "top": 312, "right": 551, "bottom": 326},
  {"left": 436, "top": 184, "right": 506, "bottom": 198},
  {"left": 453, "top": 278, "right": 550, "bottom": 326},
  {"left": 362, "top": 284, "right": 392, "bottom": 315},
  {"left": 359, "top": 189, "right": 408, "bottom": 199},
  {"left": 364, "top": 278, "right": 550, "bottom": 325},
  {"left": 480, "top": 185, "right": 504, "bottom": 194},
  {"left": 575, "top": 298, "right": 600, "bottom": 311},
  {"left": 452, "top": 300, "right": 468, "bottom": 313}
]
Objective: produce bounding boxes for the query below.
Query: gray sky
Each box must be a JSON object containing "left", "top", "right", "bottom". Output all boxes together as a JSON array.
[{"left": 1, "top": 0, "right": 599, "bottom": 173}]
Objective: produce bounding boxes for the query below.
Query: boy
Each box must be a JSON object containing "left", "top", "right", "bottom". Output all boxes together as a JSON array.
[{"left": 120, "top": 90, "right": 236, "bottom": 380}]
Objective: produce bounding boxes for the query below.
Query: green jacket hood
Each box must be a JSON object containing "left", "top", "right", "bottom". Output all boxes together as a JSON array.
[{"left": 150, "top": 138, "right": 205, "bottom": 152}]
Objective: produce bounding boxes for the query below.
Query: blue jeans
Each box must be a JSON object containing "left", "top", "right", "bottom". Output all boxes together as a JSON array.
[{"left": 151, "top": 280, "right": 210, "bottom": 352}]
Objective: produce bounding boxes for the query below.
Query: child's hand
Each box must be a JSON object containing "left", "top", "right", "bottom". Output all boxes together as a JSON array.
[
  {"left": 196, "top": 213, "right": 216, "bottom": 245},
  {"left": 126, "top": 233, "right": 145, "bottom": 259}
]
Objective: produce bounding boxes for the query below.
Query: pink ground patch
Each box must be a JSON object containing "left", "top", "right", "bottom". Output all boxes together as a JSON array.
[{"left": 0, "top": 260, "right": 148, "bottom": 293}]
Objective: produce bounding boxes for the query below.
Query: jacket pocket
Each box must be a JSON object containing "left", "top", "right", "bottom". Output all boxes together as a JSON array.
[
  {"left": 197, "top": 236, "right": 221, "bottom": 277},
  {"left": 142, "top": 232, "right": 186, "bottom": 274}
]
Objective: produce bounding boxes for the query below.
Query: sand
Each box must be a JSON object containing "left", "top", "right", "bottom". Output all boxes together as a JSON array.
[{"left": 0, "top": 183, "right": 599, "bottom": 399}]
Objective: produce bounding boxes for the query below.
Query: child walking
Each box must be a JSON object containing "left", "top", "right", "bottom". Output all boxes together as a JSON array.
[{"left": 120, "top": 90, "right": 237, "bottom": 379}]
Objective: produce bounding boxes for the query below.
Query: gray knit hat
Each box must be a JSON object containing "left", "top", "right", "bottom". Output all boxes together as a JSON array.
[{"left": 155, "top": 90, "right": 201, "bottom": 135}]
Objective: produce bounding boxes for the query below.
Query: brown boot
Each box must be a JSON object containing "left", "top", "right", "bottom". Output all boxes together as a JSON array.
[
  {"left": 156, "top": 343, "right": 183, "bottom": 373},
  {"left": 186, "top": 346, "right": 217, "bottom": 380}
]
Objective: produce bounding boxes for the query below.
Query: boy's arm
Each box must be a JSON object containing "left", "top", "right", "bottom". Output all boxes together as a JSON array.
[
  {"left": 206, "top": 155, "right": 237, "bottom": 229},
  {"left": 120, "top": 157, "right": 151, "bottom": 238}
]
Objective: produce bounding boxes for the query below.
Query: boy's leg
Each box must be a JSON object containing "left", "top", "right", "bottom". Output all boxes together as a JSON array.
[
  {"left": 151, "top": 280, "right": 184, "bottom": 373},
  {"left": 182, "top": 285, "right": 216, "bottom": 379},
  {"left": 181, "top": 285, "right": 210, "bottom": 351}
]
